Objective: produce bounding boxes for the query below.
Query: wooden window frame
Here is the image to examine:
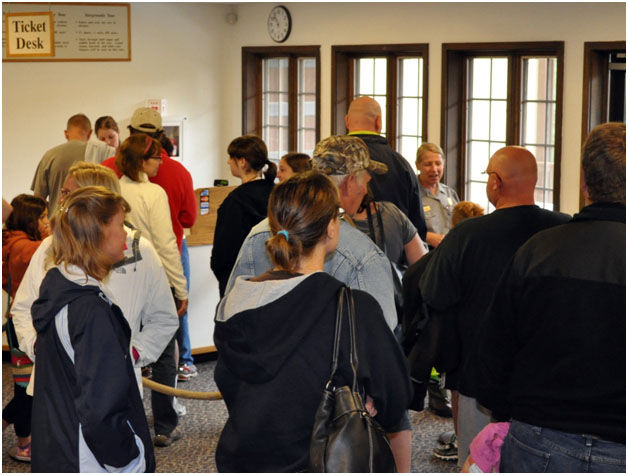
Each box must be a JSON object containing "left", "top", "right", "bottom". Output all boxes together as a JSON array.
[
  {"left": 331, "top": 44, "right": 429, "bottom": 150},
  {"left": 242, "top": 46, "right": 321, "bottom": 152},
  {"left": 441, "top": 42, "right": 564, "bottom": 209}
]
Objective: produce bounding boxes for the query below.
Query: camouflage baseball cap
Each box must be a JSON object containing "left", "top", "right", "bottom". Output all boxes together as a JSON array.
[{"left": 312, "top": 136, "right": 388, "bottom": 176}]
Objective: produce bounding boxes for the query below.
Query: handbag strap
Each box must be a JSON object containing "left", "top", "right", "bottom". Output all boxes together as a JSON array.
[
  {"left": 327, "top": 286, "right": 346, "bottom": 384},
  {"left": 4, "top": 273, "right": 17, "bottom": 351},
  {"left": 346, "top": 287, "right": 359, "bottom": 394},
  {"left": 328, "top": 286, "right": 361, "bottom": 395}
]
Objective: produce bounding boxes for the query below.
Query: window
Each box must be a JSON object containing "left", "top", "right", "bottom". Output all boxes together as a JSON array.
[
  {"left": 332, "top": 44, "right": 428, "bottom": 171},
  {"left": 242, "top": 46, "right": 320, "bottom": 162},
  {"left": 580, "top": 41, "right": 625, "bottom": 208},
  {"left": 442, "top": 42, "right": 564, "bottom": 211}
]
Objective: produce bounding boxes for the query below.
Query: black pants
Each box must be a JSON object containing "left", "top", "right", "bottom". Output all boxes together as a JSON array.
[
  {"left": 3, "top": 383, "right": 32, "bottom": 438},
  {"left": 150, "top": 335, "right": 178, "bottom": 436}
]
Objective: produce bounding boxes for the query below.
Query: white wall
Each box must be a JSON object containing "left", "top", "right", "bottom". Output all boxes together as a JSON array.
[
  {"left": 2, "top": 2, "right": 626, "bottom": 351},
  {"left": 2, "top": 2, "right": 231, "bottom": 351},
  {"left": 219, "top": 2, "right": 626, "bottom": 215}
]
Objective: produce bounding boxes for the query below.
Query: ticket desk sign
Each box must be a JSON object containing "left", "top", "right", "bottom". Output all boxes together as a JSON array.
[{"left": 5, "top": 11, "right": 54, "bottom": 58}]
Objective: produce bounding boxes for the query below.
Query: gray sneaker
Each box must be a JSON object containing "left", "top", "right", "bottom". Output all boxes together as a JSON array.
[{"left": 433, "top": 431, "right": 458, "bottom": 461}]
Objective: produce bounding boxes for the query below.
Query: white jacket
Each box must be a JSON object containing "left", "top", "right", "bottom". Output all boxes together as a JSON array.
[
  {"left": 11, "top": 226, "right": 179, "bottom": 393},
  {"left": 120, "top": 173, "right": 188, "bottom": 300}
]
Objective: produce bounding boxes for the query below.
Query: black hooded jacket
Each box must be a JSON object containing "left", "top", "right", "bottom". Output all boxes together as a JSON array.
[
  {"left": 31, "top": 267, "right": 155, "bottom": 472},
  {"left": 210, "top": 179, "right": 274, "bottom": 296},
  {"left": 214, "top": 272, "right": 412, "bottom": 472}
]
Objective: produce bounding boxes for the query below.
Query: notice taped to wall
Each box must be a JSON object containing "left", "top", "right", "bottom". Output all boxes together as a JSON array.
[{"left": 2, "top": 3, "right": 130, "bottom": 62}]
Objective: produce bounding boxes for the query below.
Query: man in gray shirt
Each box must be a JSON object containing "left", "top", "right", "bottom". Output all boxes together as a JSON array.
[{"left": 31, "top": 113, "right": 114, "bottom": 213}]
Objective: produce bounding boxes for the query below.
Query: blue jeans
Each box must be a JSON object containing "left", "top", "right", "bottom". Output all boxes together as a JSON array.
[
  {"left": 500, "top": 420, "right": 625, "bottom": 473},
  {"left": 177, "top": 239, "right": 193, "bottom": 366}
]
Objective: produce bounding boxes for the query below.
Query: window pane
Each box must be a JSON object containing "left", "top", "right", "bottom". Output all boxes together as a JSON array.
[
  {"left": 374, "top": 58, "right": 387, "bottom": 95},
  {"left": 297, "top": 57, "right": 317, "bottom": 154},
  {"left": 468, "top": 181, "right": 491, "bottom": 212},
  {"left": 400, "top": 98, "right": 419, "bottom": 136},
  {"left": 300, "top": 58, "right": 316, "bottom": 94},
  {"left": 470, "top": 100, "right": 490, "bottom": 141},
  {"left": 468, "top": 141, "right": 490, "bottom": 182},
  {"left": 358, "top": 58, "right": 375, "bottom": 95},
  {"left": 399, "top": 136, "right": 420, "bottom": 172},
  {"left": 491, "top": 58, "right": 508, "bottom": 99},
  {"left": 401, "top": 58, "right": 419, "bottom": 96},
  {"left": 490, "top": 100, "right": 507, "bottom": 142},
  {"left": 523, "top": 102, "right": 547, "bottom": 144},
  {"left": 471, "top": 58, "right": 492, "bottom": 98},
  {"left": 397, "top": 57, "right": 423, "bottom": 164},
  {"left": 262, "top": 57, "right": 289, "bottom": 160}
]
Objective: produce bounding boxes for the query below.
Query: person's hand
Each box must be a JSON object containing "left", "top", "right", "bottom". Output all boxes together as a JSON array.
[
  {"left": 175, "top": 298, "right": 188, "bottom": 317},
  {"left": 365, "top": 395, "right": 378, "bottom": 417},
  {"left": 426, "top": 231, "right": 444, "bottom": 248}
]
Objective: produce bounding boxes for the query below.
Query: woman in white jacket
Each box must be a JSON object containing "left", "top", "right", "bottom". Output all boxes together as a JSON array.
[{"left": 115, "top": 134, "right": 188, "bottom": 308}]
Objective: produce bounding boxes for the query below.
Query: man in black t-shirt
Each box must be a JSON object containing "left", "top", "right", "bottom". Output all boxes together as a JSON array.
[{"left": 419, "top": 146, "right": 570, "bottom": 466}]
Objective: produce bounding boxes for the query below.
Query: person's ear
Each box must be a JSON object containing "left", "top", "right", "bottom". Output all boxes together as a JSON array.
[
  {"left": 326, "top": 216, "right": 337, "bottom": 241},
  {"left": 374, "top": 115, "right": 382, "bottom": 133},
  {"left": 345, "top": 114, "right": 350, "bottom": 130},
  {"left": 64, "top": 130, "right": 70, "bottom": 141},
  {"left": 86, "top": 130, "right": 92, "bottom": 140}
]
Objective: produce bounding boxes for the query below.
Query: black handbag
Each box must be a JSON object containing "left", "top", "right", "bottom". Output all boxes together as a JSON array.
[{"left": 309, "top": 286, "right": 397, "bottom": 473}]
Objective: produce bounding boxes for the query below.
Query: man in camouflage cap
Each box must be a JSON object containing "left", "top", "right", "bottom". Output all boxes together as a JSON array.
[{"left": 312, "top": 135, "right": 387, "bottom": 216}]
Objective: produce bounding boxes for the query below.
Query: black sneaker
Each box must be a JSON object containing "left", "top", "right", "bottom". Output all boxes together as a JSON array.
[{"left": 428, "top": 379, "right": 452, "bottom": 418}]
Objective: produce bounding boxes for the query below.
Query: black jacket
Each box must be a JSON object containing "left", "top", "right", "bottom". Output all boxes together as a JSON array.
[
  {"left": 472, "top": 203, "right": 626, "bottom": 443},
  {"left": 211, "top": 179, "right": 274, "bottom": 297},
  {"left": 31, "top": 268, "right": 155, "bottom": 472},
  {"left": 214, "top": 273, "right": 412, "bottom": 472},
  {"left": 351, "top": 134, "right": 427, "bottom": 240}
]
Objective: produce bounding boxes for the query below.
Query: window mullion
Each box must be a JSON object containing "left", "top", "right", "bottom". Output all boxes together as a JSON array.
[{"left": 388, "top": 54, "right": 397, "bottom": 147}]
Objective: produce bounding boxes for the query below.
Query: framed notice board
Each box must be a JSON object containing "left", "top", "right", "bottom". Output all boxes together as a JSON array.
[{"left": 2, "top": 2, "right": 130, "bottom": 62}]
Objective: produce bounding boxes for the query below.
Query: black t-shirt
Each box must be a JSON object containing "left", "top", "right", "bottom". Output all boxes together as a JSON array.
[{"left": 419, "top": 205, "right": 570, "bottom": 394}]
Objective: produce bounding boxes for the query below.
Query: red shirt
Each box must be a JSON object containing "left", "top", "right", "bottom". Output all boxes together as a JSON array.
[{"left": 102, "top": 149, "right": 197, "bottom": 251}]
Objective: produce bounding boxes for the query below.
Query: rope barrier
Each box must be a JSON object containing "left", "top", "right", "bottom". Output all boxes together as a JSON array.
[{"left": 142, "top": 377, "right": 223, "bottom": 401}]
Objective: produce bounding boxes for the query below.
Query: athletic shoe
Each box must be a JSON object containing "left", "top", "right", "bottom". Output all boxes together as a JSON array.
[
  {"left": 433, "top": 431, "right": 458, "bottom": 461},
  {"left": 9, "top": 443, "right": 31, "bottom": 463},
  {"left": 178, "top": 364, "right": 198, "bottom": 381}
]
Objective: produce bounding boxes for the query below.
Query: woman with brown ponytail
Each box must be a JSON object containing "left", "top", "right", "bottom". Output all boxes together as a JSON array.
[
  {"left": 213, "top": 171, "right": 411, "bottom": 472},
  {"left": 211, "top": 135, "right": 277, "bottom": 296}
]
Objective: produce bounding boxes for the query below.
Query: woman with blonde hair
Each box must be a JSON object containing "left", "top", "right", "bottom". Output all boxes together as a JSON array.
[
  {"left": 214, "top": 171, "right": 411, "bottom": 472},
  {"left": 30, "top": 186, "right": 154, "bottom": 472}
]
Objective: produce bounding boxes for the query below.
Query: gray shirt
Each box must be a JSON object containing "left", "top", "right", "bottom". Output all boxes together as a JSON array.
[
  {"left": 418, "top": 180, "right": 460, "bottom": 235},
  {"left": 353, "top": 201, "right": 417, "bottom": 267}
]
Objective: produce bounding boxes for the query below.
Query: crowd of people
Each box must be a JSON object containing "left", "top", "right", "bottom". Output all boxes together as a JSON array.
[{"left": 1, "top": 96, "right": 625, "bottom": 473}]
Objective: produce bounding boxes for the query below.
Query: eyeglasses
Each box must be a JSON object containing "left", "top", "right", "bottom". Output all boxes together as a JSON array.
[
  {"left": 148, "top": 156, "right": 163, "bottom": 161},
  {"left": 482, "top": 169, "right": 501, "bottom": 181},
  {"left": 337, "top": 207, "right": 346, "bottom": 220}
]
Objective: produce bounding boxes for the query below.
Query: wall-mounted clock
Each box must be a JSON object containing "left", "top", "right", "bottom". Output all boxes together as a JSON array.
[{"left": 268, "top": 5, "right": 291, "bottom": 43}]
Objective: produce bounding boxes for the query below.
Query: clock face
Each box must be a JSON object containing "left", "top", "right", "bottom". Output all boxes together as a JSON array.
[{"left": 268, "top": 6, "right": 291, "bottom": 43}]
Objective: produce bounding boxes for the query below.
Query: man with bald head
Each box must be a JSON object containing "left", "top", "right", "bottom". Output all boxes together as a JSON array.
[
  {"left": 346, "top": 96, "right": 427, "bottom": 241},
  {"left": 31, "top": 113, "right": 115, "bottom": 214},
  {"left": 473, "top": 123, "right": 626, "bottom": 472},
  {"left": 418, "top": 146, "right": 570, "bottom": 466}
]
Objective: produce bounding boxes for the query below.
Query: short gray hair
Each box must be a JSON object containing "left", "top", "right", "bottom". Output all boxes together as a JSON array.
[{"left": 416, "top": 143, "right": 444, "bottom": 165}]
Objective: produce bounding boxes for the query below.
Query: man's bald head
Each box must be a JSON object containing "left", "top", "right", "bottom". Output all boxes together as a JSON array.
[
  {"left": 486, "top": 146, "right": 538, "bottom": 208},
  {"left": 345, "top": 96, "right": 382, "bottom": 133}
]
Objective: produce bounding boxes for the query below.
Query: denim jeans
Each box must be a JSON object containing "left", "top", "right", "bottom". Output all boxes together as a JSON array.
[
  {"left": 176, "top": 238, "right": 194, "bottom": 366},
  {"left": 500, "top": 419, "right": 626, "bottom": 473}
]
